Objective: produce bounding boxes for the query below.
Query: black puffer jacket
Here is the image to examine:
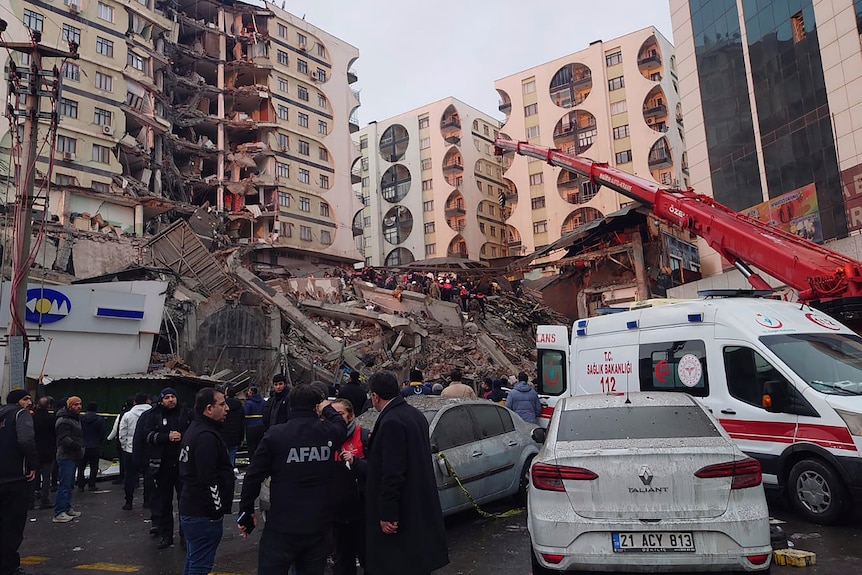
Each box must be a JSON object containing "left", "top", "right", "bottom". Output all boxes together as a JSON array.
[
  {"left": 178, "top": 415, "right": 235, "bottom": 519},
  {"left": 0, "top": 405, "right": 38, "bottom": 483},
  {"left": 55, "top": 408, "right": 83, "bottom": 461}
]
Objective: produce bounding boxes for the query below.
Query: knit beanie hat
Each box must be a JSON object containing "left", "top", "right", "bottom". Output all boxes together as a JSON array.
[
  {"left": 6, "top": 389, "right": 29, "bottom": 405},
  {"left": 160, "top": 387, "right": 178, "bottom": 399},
  {"left": 66, "top": 396, "right": 82, "bottom": 408}
]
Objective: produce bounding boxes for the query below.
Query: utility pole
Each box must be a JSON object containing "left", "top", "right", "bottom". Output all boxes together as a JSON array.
[{"left": 0, "top": 22, "right": 77, "bottom": 398}]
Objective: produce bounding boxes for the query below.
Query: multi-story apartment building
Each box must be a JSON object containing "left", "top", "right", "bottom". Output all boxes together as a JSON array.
[
  {"left": 353, "top": 98, "right": 508, "bottom": 267},
  {"left": 0, "top": 0, "right": 362, "bottom": 264},
  {"left": 494, "top": 27, "right": 688, "bottom": 259},
  {"left": 670, "top": 0, "right": 862, "bottom": 276}
]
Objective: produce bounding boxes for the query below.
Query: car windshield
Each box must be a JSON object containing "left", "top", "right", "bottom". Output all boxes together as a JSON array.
[
  {"left": 760, "top": 333, "right": 862, "bottom": 396},
  {"left": 556, "top": 405, "right": 720, "bottom": 441}
]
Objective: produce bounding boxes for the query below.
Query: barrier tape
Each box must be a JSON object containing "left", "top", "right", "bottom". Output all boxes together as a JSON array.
[{"left": 436, "top": 451, "right": 525, "bottom": 519}]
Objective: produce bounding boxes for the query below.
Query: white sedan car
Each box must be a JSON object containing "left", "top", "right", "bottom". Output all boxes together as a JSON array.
[{"left": 529, "top": 392, "right": 772, "bottom": 574}]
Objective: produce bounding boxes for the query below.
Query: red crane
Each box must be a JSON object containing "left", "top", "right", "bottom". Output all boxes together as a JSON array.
[{"left": 495, "top": 139, "right": 862, "bottom": 318}]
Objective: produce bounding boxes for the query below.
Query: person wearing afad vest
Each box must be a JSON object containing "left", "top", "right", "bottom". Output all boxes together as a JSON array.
[{"left": 330, "top": 399, "right": 370, "bottom": 575}]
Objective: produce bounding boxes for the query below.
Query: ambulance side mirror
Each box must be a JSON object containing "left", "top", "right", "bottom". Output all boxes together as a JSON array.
[{"left": 762, "top": 380, "right": 786, "bottom": 412}]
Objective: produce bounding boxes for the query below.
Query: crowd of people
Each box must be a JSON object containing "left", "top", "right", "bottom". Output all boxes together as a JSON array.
[{"left": 0, "top": 363, "right": 544, "bottom": 575}]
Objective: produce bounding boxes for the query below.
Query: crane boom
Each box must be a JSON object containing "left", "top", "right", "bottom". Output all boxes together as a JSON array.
[{"left": 495, "top": 139, "right": 862, "bottom": 306}]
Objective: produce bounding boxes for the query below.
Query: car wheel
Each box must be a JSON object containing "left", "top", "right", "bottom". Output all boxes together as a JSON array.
[
  {"left": 515, "top": 456, "right": 534, "bottom": 503},
  {"left": 787, "top": 458, "right": 849, "bottom": 525},
  {"left": 530, "top": 544, "right": 556, "bottom": 575}
]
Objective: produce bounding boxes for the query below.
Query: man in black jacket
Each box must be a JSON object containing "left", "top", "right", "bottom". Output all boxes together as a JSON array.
[
  {"left": 53, "top": 396, "right": 84, "bottom": 523},
  {"left": 337, "top": 370, "right": 367, "bottom": 416},
  {"left": 364, "top": 371, "right": 449, "bottom": 575},
  {"left": 142, "top": 387, "right": 193, "bottom": 549},
  {"left": 32, "top": 396, "right": 56, "bottom": 509},
  {"left": 262, "top": 374, "right": 289, "bottom": 430},
  {"left": 239, "top": 383, "right": 347, "bottom": 574},
  {"left": 0, "top": 389, "right": 38, "bottom": 575},
  {"left": 178, "top": 387, "right": 233, "bottom": 575},
  {"left": 77, "top": 402, "right": 104, "bottom": 492}
]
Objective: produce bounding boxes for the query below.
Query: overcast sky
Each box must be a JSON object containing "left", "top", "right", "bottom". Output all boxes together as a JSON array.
[{"left": 274, "top": 1, "right": 674, "bottom": 125}]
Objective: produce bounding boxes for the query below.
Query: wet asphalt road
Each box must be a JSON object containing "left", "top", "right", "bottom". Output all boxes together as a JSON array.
[{"left": 17, "top": 479, "right": 862, "bottom": 574}]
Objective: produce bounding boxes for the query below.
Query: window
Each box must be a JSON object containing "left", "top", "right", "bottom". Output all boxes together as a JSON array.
[
  {"left": 791, "top": 11, "right": 806, "bottom": 43},
  {"left": 297, "top": 112, "right": 309, "bottom": 128},
  {"left": 23, "top": 10, "right": 43, "bottom": 33},
  {"left": 318, "top": 93, "right": 326, "bottom": 107},
  {"left": 298, "top": 140, "right": 310, "bottom": 155},
  {"left": 610, "top": 100, "right": 627, "bottom": 115},
  {"left": 421, "top": 179, "right": 433, "bottom": 191},
  {"left": 362, "top": 176, "right": 369, "bottom": 188},
  {"left": 60, "top": 98, "right": 78, "bottom": 119},
  {"left": 432, "top": 407, "right": 476, "bottom": 450},
  {"left": 55, "top": 173, "right": 76, "bottom": 186},
  {"left": 612, "top": 125, "right": 630, "bottom": 139},
  {"left": 96, "top": 37, "right": 114, "bottom": 58},
  {"left": 608, "top": 76, "right": 625, "bottom": 91},
  {"left": 277, "top": 191, "right": 290, "bottom": 207},
  {"left": 420, "top": 158, "right": 432, "bottom": 170},
  {"left": 300, "top": 225, "right": 312, "bottom": 241},
  {"left": 127, "top": 51, "right": 146, "bottom": 72},
  {"left": 615, "top": 149, "right": 633, "bottom": 164},
  {"left": 320, "top": 230, "right": 331, "bottom": 245},
  {"left": 277, "top": 50, "right": 288, "bottom": 65},
  {"left": 424, "top": 222, "right": 435, "bottom": 234},
  {"left": 95, "top": 72, "right": 113, "bottom": 91},
  {"left": 320, "top": 202, "right": 330, "bottom": 216},
  {"left": 277, "top": 24, "right": 287, "bottom": 38},
  {"left": 62, "top": 62, "right": 80, "bottom": 82},
  {"left": 484, "top": 125, "right": 489, "bottom": 136},
  {"left": 94, "top": 107, "right": 112, "bottom": 125},
  {"left": 316, "top": 43, "right": 326, "bottom": 57},
  {"left": 423, "top": 200, "right": 434, "bottom": 212},
  {"left": 277, "top": 133, "right": 289, "bottom": 151},
  {"left": 278, "top": 105, "right": 289, "bottom": 121},
  {"left": 318, "top": 120, "right": 327, "bottom": 135},
  {"left": 277, "top": 163, "right": 289, "bottom": 180},
  {"left": 57, "top": 135, "right": 76, "bottom": 154},
  {"left": 297, "top": 32, "right": 307, "bottom": 47},
  {"left": 425, "top": 243, "right": 436, "bottom": 256},
  {"left": 316, "top": 68, "right": 326, "bottom": 82},
  {"left": 361, "top": 157, "right": 369, "bottom": 171},
  {"left": 62, "top": 24, "right": 81, "bottom": 45},
  {"left": 420, "top": 138, "right": 430, "bottom": 149},
  {"left": 363, "top": 216, "right": 371, "bottom": 227},
  {"left": 529, "top": 173, "right": 543, "bottom": 186},
  {"left": 723, "top": 346, "right": 798, "bottom": 409},
  {"left": 490, "top": 226, "right": 497, "bottom": 237},
  {"left": 531, "top": 196, "right": 546, "bottom": 210},
  {"left": 605, "top": 51, "right": 622, "bottom": 66},
  {"left": 524, "top": 103, "right": 538, "bottom": 117},
  {"left": 97, "top": 2, "right": 114, "bottom": 22},
  {"left": 418, "top": 117, "right": 430, "bottom": 129},
  {"left": 319, "top": 147, "right": 328, "bottom": 162},
  {"left": 533, "top": 220, "right": 548, "bottom": 234},
  {"left": 299, "top": 168, "right": 310, "bottom": 184},
  {"left": 640, "top": 340, "right": 708, "bottom": 396},
  {"left": 522, "top": 80, "right": 536, "bottom": 94},
  {"left": 299, "top": 196, "right": 310, "bottom": 212},
  {"left": 319, "top": 174, "right": 329, "bottom": 189},
  {"left": 360, "top": 138, "right": 368, "bottom": 150},
  {"left": 92, "top": 143, "right": 111, "bottom": 164},
  {"left": 479, "top": 222, "right": 486, "bottom": 233},
  {"left": 297, "top": 60, "right": 308, "bottom": 74},
  {"left": 277, "top": 77, "right": 288, "bottom": 92},
  {"left": 526, "top": 125, "right": 540, "bottom": 139},
  {"left": 92, "top": 181, "right": 109, "bottom": 193},
  {"left": 297, "top": 86, "right": 309, "bottom": 101},
  {"left": 472, "top": 404, "right": 514, "bottom": 438},
  {"left": 280, "top": 222, "right": 293, "bottom": 237}
]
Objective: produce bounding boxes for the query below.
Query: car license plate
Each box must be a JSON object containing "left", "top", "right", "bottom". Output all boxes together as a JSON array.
[{"left": 612, "top": 532, "right": 695, "bottom": 553}]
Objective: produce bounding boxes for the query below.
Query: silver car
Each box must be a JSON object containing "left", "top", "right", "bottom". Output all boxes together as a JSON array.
[
  {"left": 358, "top": 396, "right": 540, "bottom": 516},
  {"left": 529, "top": 392, "right": 772, "bottom": 574}
]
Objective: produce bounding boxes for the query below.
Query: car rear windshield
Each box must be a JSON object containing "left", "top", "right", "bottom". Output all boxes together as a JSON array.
[{"left": 556, "top": 405, "right": 721, "bottom": 441}]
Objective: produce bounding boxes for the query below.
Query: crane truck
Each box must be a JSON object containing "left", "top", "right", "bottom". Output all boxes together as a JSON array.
[{"left": 496, "top": 139, "right": 862, "bottom": 525}]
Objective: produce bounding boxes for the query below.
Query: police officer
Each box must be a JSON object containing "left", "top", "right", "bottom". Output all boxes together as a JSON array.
[{"left": 238, "top": 383, "right": 347, "bottom": 575}]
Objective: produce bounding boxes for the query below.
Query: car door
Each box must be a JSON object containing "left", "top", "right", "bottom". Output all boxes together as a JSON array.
[
  {"left": 468, "top": 403, "right": 524, "bottom": 499},
  {"left": 430, "top": 405, "right": 488, "bottom": 514}
]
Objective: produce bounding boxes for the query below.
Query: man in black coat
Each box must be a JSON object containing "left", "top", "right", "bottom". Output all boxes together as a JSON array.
[
  {"left": 262, "top": 374, "right": 289, "bottom": 430},
  {"left": 178, "top": 387, "right": 234, "bottom": 575},
  {"left": 77, "top": 402, "right": 104, "bottom": 492},
  {"left": 337, "top": 370, "right": 367, "bottom": 416},
  {"left": 238, "top": 383, "right": 347, "bottom": 574},
  {"left": 364, "top": 371, "right": 448, "bottom": 575},
  {"left": 141, "top": 387, "right": 193, "bottom": 549},
  {"left": 32, "top": 396, "right": 56, "bottom": 509}
]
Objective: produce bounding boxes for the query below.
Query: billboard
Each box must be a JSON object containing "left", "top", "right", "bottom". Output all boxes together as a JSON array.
[
  {"left": 743, "top": 183, "right": 822, "bottom": 243},
  {"left": 841, "top": 163, "right": 862, "bottom": 233}
]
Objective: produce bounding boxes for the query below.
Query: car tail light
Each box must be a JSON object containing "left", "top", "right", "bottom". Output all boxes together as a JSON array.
[
  {"left": 746, "top": 554, "right": 770, "bottom": 565},
  {"left": 541, "top": 553, "right": 564, "bottom": 564},
  {"left": 695, "top": 457, "right": 762, "bottom": 489},
  {"left": 531, "top": 462, "right": 598, "bottom": 491}
]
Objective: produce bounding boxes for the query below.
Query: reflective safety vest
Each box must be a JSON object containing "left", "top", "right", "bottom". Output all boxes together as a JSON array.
[{"left": 335, "top": 424, "right": 365, "bottom": 460}]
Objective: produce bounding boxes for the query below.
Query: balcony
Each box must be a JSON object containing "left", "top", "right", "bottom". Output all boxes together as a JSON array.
[
  {"left": 648, "top": 151, "right": 672, "bottom": 168},
  {"left": 676, "top": 113, "right": 684, "bottom": 125},
  {"left": 498, "top": 99, "right": 511, "bottom": 113},
  {"left": 441, "top": 116, "right": 461, "bottom": 130},
  {"left": 349, "top": 113, "right": 359, "bottom": 134},
  {"left": 442, "top": 161, "right": 463, "bottom": 173},
  {"left": 347, "top": 68, "right": 358, "bottom": 84},
  {"left": 558, "top": 176, "right": 580, "bottom": 190},
  {"left": 638, "top": 53, "right": 661, "bottom": 69},
  {"left": 504, "top": 192, "right": 518, "bottom": 204},
  {"left": 643, "top": 103, "right": 668, "bottom": 119},
  {"left": 352, "top": 225, "right": 362, "bottom": 236},
  {"left": 351, "top": 167, "right": 361, "bottom": 184},
  {"left": 443, "top": 132, "right": 460, "bottom": 145},
  {"left": 445, "top": 204, "right": 466, "bottom": 217},
  {"left": 508, "top": 239, "right": 522, "bottom": 249}
]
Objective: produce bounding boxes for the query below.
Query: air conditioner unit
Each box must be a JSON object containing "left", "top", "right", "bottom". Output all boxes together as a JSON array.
[
  {"left": 68, "top": 2, "right": 80, "bottom": 13},
  {"left": 63, "top": 152, "right": 75, "bottom": 161},
  {"left": 102, "top": 125, "right": 113, "bottom": 135},
  {"left": 310, "top": 71, "right": 320, "bottom": 81},
  {"left": 646, "top": 117, "right": 655, "bottom": 125}
]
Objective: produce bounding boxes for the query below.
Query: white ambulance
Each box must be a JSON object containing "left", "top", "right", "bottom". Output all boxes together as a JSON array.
[{"left": 535, "top": 295, "right": 862, "bottom": 525}]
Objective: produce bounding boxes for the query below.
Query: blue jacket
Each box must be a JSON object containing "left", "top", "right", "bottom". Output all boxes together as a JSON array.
[
  {"left": 244, "top": 394, "right": 266, "bottom": 431},
  {"left": 80, "top": 411, "right": 105, "bottom": 450},
  {"left": 505, "top": 381, "right": 542, "bottom": 424}
]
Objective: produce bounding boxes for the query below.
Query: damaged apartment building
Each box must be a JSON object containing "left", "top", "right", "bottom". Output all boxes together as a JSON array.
[{"left": 1, "top": 0, "right": 363, "bottom": 277}]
